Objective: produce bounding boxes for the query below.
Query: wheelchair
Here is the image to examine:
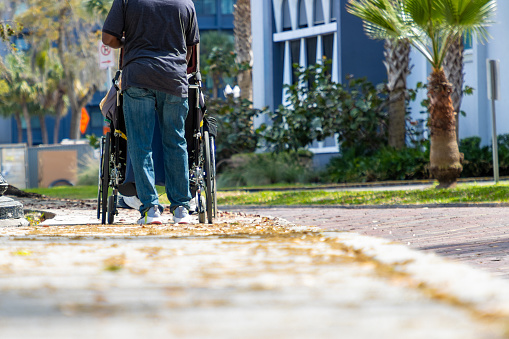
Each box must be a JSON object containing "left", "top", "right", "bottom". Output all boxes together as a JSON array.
[{"left": 97, "top": 45, "right": 217, "bottom": 224}]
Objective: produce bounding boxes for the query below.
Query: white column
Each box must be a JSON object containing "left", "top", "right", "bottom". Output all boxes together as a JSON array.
[
  {"left": 252, "top": 0, "right": 274, "bottom": 125},
  {"left": 289, "top": 0, "right": 299, "bottom": 30},
  {"left": 299, "top": 38, "right": 307, "bottom": 69},
  {"left": 282, "top": 41, "right": 292, "bottom": 106},
  {"left": 299, "top": 38, "right": 308, "bottom": 93},
  {"left": 322, "top": 0, "right": 330, "bottom": 24},
  {"left": 304, "top": 0, "right": 314, "bottom": 27},
  {"left": 316, "top": 34, "right": 323, "bottom": 64},
  {"left": 332, "top": 32, "right": 339, "bottom": 82},
  {"left": 273, "top": 0, "right": 284, "bottom": 33}
]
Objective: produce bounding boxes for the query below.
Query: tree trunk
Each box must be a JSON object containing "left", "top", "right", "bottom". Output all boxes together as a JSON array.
[
  {"left": 67, "top": 80, "right": 96, "bottom": 140},
  {"left": 14, "top": 112, "right": 22, "bottom": 143},
  {"left": 68, "top": 91, "right": 80, "bottom": 140},
  {"left": 56, "top": 7, "right": 96, "bottom": 140},
  {"left": 443, "top": 36, "right": 464, "bottom": 143},
  {"left": 54, "top": 114, "right": 61, "bottom": 144},
  {"left": 53, "top": 90, "right": 66, "bottom": 144},
  {"left": 213, "top": 75, "right": 219, "bottom": 99},
  {"left": 383, "top": 39, "right": 410, "bottom": 150},
  {"left": 39, "top": 115, "right": 48, "bottom": 145},
  {"left": 428, "top": 69, "right": 462, "bottom": 188},
  {"left": 233, "top": 0, "right": 253, "bottom": 102},
  {"left": 21, "top": 102, "right": 33, "bottom": 146}
]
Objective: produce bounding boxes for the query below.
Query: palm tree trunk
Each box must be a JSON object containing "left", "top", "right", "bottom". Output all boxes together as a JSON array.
[
  {"left": 443, "top": 36, "right": 464, "bottom": 143},
  {"left": 21, "top": 102, "right": 33, "bottom": 146},
  {"left": 53, "top": 91, "right": 66, "bottom": 144},
  {"left": 65, "top": 71, "right": 88, "bottom": 140},
  {"left": 39, "top": 115, "right": 48, "bottom": 144},
  {"left": 234, "top": 0, "right": 252, "bottom": 102},
  {"left": 212, "top": 75, "right": 219, "bottom": 99},
  {"left": 384, "top": 39, "right": 410, "bottom": 149},
  {"left": 14, "top": 112, "right": 22, "bottom": 143},
  {"left": 428, "top": 69, "right": 462, "bottom": 188}
]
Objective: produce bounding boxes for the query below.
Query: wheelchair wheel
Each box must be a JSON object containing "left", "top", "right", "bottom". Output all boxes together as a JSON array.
[
  {"left": 97, "top": 136, "right": 106, "bottom": 220},
  {"left": 204, "top": 131, "right": 213, "bottom": 224},
  {"left": 209, "top": 135, "right": 217, "bottom": 218},
  {"left": 107, "top": 194, "right": 116, "bottom": 224},
  {"left": 101, "top": 132, "right": 111, "bottom": 225},
  {"left": 197, "top": 191, "right": 206, "bottom": 224}
]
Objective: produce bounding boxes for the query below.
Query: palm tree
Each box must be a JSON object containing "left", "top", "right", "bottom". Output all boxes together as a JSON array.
[
  {"left": 2, "top": 53, "right": 40, "bottom": 146},
  {"left": 201, "top": 31, "right": 236, "bottom": 99},
  {"left": 84, "top": 0, "right": 112, "bottom": 18},
  {"left": 34, "top": 47, "right": 68, "bottom": 144},
  {"left": 347, "top": 0, "right": 496, "bottom": 188}
]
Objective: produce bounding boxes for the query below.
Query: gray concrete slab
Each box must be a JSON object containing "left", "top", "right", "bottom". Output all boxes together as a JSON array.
[{"left": 0, "top": 197, "right": 507, "bottom": 338}]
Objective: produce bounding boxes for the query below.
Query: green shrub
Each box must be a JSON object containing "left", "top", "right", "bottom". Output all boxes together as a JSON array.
[
  {"left": 262, "top": 61, "right": 388, "bottom": 156},
  {"left": 325, "top": 134, "right": 509, "bottom": 183},
  {"left": 459, "top": 134, "right": 509, "bottom": 177},
  {"left": 325, "top": 145, "right": 430, "bottom": 183},
  {"left": 208, "top": 96, "right": 268, "bottom": 170},
  {"left": 217, "top": 151, "right": 318, "bottom": 187}
]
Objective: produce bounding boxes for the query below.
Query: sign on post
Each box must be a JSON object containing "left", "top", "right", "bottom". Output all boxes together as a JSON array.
[
  {"left": 487, "top": 59, "right": 500, "bottom": 183},
  {"left": 487, "top": 60, "right": 500, "bottom": 100},
  {"left": 98, "top": 41, "right": 115, "bottom": 69}
]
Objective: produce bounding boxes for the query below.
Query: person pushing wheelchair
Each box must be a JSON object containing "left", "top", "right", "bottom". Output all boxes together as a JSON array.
[{"left": 102, "top": 0, "right": 199, "bottom": 224}]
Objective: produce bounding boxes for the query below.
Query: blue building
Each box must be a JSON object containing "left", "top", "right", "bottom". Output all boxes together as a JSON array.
[
  {"left": 194, "top": 0, "right": 237, "bottom": 31},
  {"left": 252, "top": 0, "right": 509, "bottom": 160},
  {"left": 251, "top": 0, "right": 386, "bottom": 164}
]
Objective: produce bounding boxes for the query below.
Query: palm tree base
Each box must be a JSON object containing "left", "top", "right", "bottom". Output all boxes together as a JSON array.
[
  {"left": 430, "top": 166, "right": 462, "bottom": 189},
  {"left": 435, "top": 180, "right": 458, "bottom": 189}
]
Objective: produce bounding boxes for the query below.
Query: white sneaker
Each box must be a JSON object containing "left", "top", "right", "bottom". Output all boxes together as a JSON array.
[
  {"left": 123, "top": 195, "right": 143, "bottom": 210},
  {"left": 189, "top": 197, "right": 197, "bottom": 214},
  {"left": 173, "top": 206, "right": 192, "bottom": 224},
  {"left": 137, "top": 206, "right": 163, "bottom": 225}
]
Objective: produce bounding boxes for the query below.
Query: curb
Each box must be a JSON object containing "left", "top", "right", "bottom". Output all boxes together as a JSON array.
[
  {"left": 220, "top": 203, "right": 509, "bottom": 210},
  {"left": 326, "top": 231, "right": 509, "bottom": 319},
  {"left": 219, "top": 177, "right": 509, "bottom": 192}
]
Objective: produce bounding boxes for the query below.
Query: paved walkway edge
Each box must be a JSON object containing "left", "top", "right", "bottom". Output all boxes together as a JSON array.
[
  {"left": 322, "top": 230, "right": 509, "bottom": 319},
  {"left": 220, "top": 203, "right": 509, "bottom": 210}
]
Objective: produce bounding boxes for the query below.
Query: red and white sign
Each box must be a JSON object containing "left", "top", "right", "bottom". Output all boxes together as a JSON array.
[{"left": 98, "top": 41, "right": 116, "bottom": 69}]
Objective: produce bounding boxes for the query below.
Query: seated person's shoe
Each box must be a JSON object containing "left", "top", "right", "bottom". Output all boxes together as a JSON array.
[
  {"left": 173, "top": 206, "right": 192, "bottom": 224},
  {"left": 137, "top": 206, "right": 163, "bottom": 225},
  {"left": 123, "top": 195, "right": 142, "bottom": 210},
  {"left": 189, "top": 197, "right": 197, "bottom": 214}
]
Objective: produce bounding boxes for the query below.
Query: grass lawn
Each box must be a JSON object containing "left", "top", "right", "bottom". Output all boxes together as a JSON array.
[{"left": 23, "top": 182, "right": 509, "bottom": 206}]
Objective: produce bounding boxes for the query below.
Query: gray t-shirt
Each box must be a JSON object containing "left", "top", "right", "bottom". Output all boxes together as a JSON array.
[{"left": 102, "top": 0, "right": 199, "bottom": 97}]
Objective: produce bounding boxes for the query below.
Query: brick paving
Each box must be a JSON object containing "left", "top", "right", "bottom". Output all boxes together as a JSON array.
[
  {"left": 5, "top": 201, "right": 508, "bottom": 338},
  {"left": 225, "top": 206, "right": 509, "bottom": 279}
]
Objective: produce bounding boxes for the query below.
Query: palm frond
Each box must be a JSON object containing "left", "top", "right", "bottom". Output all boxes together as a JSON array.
[
  {"left": 347, "top": 0, "right": 405, "bottom": 39},
  {"left": 348, "top": 0, "right": 496, "bottom": 70},
  {"left": 442, "top": 0, "right": 496, "bottom": 42}
]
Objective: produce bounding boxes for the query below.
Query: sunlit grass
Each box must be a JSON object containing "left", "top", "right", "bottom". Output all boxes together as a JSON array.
[
  {"left": 217, "top": 183, "right": 509, "bottom": 206},
  {"left": 23, "top": 182, "right": 509, "bottom": 206},
  {"left": 24, "top": 185, "right": 167, "bottom": 201}
]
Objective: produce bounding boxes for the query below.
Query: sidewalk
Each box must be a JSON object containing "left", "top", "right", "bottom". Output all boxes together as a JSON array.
[{"left": 0, "top": 196, "right": 508, "bottom": 338}]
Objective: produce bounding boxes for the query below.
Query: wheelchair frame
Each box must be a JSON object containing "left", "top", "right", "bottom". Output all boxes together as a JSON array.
[{"left": 97, "top": 45, "right": 216, "bottom": 224}]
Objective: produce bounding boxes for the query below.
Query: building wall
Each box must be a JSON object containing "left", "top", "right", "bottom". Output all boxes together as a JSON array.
[
  {"left": 252, "top": 0, "right": 385, "bottom": 157},
  {"left": 254, "top": 0, "right": 509, "bottom": 153},
  {"left": 194, "top": 0, "right": 236, "bottom": 31}
]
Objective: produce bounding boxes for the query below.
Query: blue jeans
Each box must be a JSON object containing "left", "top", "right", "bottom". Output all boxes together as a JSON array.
[{"left": 123, "top": 86, "right": 191, "bottom": 214}]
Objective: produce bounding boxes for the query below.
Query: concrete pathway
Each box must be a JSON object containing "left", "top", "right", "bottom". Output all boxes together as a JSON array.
[
  {"left": 0, "top": 197, "right": 507, "bottom": 338},
  {"left": 226, "top": 206, "right": 509, "bottom": 279}
]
